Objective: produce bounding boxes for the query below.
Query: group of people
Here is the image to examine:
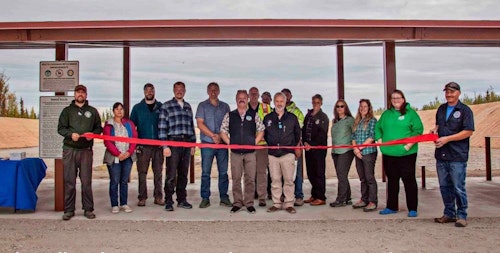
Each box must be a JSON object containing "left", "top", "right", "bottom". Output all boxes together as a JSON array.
[{"left": 57, "top": 81, "right": 474, "bottom": 227}]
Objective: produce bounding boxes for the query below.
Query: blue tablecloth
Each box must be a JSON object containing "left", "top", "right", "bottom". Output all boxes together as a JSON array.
[{"left": 0, "top": 158, "right": 47, "bottom": 212}]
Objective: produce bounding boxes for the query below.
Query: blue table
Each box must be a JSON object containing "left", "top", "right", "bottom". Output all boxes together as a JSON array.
[{"left": 0, "top": 158, "right": 47, "bottom": 212}]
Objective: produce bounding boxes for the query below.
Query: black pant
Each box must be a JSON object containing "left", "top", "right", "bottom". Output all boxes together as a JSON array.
[
  {"left": 136, "top": 145, "right": 164, "bottom": 200},
  {"left": 62, "top": 148, "right": 94, "bottom": 212},
  {"left": 332, "top": 151, "right": 354, "bottom": 202},
  {"left": 305, "top": 149, "right": 327, "bottom": 200},
  {"left": 382, "top": 153, "right": 418, "bottom": 211},
  {"left": 164, "top": 146, "right": 191, "bottom": 203}
]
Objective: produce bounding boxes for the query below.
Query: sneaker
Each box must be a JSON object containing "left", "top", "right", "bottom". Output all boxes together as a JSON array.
[
  {"left": 62, "top": 211, "right": 75, "bottom": 221},
  {"left": 363, "top": 202, "right": 377, "bottom": 212},
  {"left": 434, "top": 215, "right": 457, "bottom": 223},
  {"left": 329, "top": 201, "right": 346, "bottom": 208},
  {"left": 345, "top": 200, "right": 353, "bottom": 205},
  {"left": 379, "top": 208, "right": 398, "bottom": 215},
  {"left": 258, "top": 199, "right": 267, "bottom": 207},
  {"left": 230, "top": 206, "right": 242, "bottom": 213},
  {"left": 199, "top": 199, "right": 211, "bottom": 208},
  {"left": 84, "top": 211, "right": 96, "bottom": 219},
  {"left": 111, "top": 206, "right": 120, "bottom": 214},
  {"left": 267, "top": 206, "right": 281, "bottom": 212},
  {"left": 247, "top": 206, "right": 256, "bottom": 214},
  {"left": 294, "top": 198, "right": 304, "bottom": 206},
  {"left": 120, "top": 205, "right": 133, "bottom": 213},
  {"left": 353, "top": 200, "right": 368, "bottom": 209},
  {"left": 455, "top": 219, "right": 468, "bottom": 227},
  {"left": 285, "top": 207, "right": 297, "bottom": 214},
  {"left": 220, "top": 198, "right": 232, "bottom": 207},
  {"left": 154, "top": 198, "right": 165, "bottom": 205},
  {"left": 137, "top": 199, "right": 146, "bottom": 207},
  {"left": 164, "top": 202, "right": 174, "bottom": 212},
  {"left": 177, "top": 201, "right": 193, "bottom": 209},
  {"left": 408, "top": 210, "right": 418, "bottom": 217}
]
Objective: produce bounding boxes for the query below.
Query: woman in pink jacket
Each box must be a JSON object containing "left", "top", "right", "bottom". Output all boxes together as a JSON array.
[{"left": 103, "top": 102, "right": 138, "bottom": 214}]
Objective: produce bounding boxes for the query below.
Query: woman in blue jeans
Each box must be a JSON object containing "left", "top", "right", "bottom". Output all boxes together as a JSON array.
[{"left": 103, "top": 102, "right": 138, "bottom": 214}]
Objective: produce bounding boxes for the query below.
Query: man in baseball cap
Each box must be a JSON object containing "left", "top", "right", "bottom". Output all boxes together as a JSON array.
[
  {"left": 74, "top": 84, "right": 87, "bottom": 93},
  {"left": 443, "top": 82, "right": 461, "bottom": 91},
  {"left": 432, "top": 81, "right": 474, "bottom": 228}
]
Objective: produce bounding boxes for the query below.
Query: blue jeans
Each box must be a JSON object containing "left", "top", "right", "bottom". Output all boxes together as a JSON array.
[
  {"left": 436, "top": 160, "right": 468, "bottom": 220},
  {"left": 294, "top": 156, "right": 304, "bottom": 199},
  {"left": 200, "top": 147, "right": 229, "bottom": 200},
  {"left": 107, "top": 157, "right": 133, "bottom": 207}
]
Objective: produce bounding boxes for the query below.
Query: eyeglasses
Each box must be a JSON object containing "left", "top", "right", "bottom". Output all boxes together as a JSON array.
[{"left": 336, "top": 105, "right": 345, "bottom": 108}]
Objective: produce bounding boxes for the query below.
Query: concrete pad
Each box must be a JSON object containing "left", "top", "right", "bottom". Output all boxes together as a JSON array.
[{"left": 1, "top": 177, "right": 499, "bottom": 221}]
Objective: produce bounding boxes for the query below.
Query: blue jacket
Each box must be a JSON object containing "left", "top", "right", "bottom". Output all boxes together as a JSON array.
[{"left": 130, "top": 99, "right": 162, "bottom": 140}]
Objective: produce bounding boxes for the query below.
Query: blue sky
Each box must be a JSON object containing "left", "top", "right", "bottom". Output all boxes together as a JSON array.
[{"left": 1, "top": 0, "right": 499, "bottom": 115}]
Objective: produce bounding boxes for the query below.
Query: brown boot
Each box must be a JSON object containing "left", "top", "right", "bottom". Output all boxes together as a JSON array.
[{"left": 154, "top": 198, "right": 165, "bottom": 205}]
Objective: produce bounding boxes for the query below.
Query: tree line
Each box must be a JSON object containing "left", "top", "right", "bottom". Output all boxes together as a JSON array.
[
  {"left": 372, "top": 86, "right": 499, "bottom": 115},
  {"left": 0, "top": 72, "right": 37, "bottom": 119},
  {"left": 421, "top": 86, "right": 500, "bottom": 110},
  {"left": 1, "top": 70, "right": 498, "bottom": 119}
]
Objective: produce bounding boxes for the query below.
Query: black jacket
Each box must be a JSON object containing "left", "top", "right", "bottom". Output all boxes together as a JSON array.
[
  {"left": 302, "top": 109, "right": 329, "bottom": 146},
  {"left": 263, "top": 111, "right": 301, "bottom": 157},
  {"left": 58, "top": 100, "right": 103, "bottom": 149}
]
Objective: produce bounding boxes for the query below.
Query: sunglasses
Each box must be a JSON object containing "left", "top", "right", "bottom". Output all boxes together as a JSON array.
[{"left": 336, "top": 105, "right": 345, "bottom": 108}]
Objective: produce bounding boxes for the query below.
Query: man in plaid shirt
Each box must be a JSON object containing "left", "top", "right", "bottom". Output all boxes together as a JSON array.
[{"left": 158, "top": 81, "right": 196, "bottom": 211}]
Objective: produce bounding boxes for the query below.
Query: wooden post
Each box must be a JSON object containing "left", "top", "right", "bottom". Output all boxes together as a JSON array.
[
  {"left": 421, "top": 166, "right": 426, "bottom": 189},
  {"left": 381, "top": 41, "right": 396, "bottom": 183},
  {"left": 54, "top": 43, "right": 68, "bottom": 211},
  {"left": 337, "top": 44, "right": 345, "bottom": 100},
  {"left": 190, "top": 155, "right": 195, "bottom": 183},
  {"left": 123, "top": 47, "right": 130, "bottom": 118},
  {"left": 485, "top": 137, "right": 492, "bottom": 181}
]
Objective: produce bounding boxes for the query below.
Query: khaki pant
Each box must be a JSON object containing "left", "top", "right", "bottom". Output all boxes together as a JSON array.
[
  {"left": 230, "top": 152, "right": 256, "bottom": 207},
  {"left": 269, "top": 153, "right": 296, "bottom": 208},
  {"left": 255, "top": 148, "right": 269, "bottom": 200}
]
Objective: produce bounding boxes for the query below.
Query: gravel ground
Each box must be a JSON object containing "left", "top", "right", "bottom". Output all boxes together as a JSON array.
[{"left": 1, "top": 218, "right": 500, "bottom": 253}]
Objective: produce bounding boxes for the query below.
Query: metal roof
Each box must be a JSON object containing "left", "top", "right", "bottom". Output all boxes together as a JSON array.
[{"left": 1, "top": 19, "right": 500, "bottom": 49}]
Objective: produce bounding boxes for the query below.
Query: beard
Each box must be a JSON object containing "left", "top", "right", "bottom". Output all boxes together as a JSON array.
[
  {"left": 145, "top": 94, "right": 155, "bottom": 101},
  {"left": 75, "top": 96, "right": 86, "bottom": 104},
  {"left": 274, "top": 106, "right": 285, "bottom": 113}
]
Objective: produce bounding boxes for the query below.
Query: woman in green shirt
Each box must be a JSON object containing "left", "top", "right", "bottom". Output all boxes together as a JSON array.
[
  {"left": 330, "top": 99, "right": 355, "bottom": 207},
  {"left": 375, "top": 90, "right": 423, "bottom": 217}
]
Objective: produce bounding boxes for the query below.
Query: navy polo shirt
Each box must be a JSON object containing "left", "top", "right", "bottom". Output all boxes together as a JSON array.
[{"left": 434, "top": 100, "right": 474, "bottom": 162}]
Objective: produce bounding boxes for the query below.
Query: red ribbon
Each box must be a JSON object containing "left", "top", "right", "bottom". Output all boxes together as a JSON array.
[{"left": 82, "top": 133, "right": 438, "bottom": 150}]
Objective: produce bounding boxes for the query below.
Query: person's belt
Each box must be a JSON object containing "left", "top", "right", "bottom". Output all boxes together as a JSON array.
[{"left": 168, "top": 134, "right": 191, "bottom": 141}]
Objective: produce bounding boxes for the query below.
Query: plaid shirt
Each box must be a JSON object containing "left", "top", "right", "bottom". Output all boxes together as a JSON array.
[
  {"left": 158, "top": 98, "right": 196, "bottom": 143},
  {"left": 352, "top": 117, "right": 377, "bottom": 155}
]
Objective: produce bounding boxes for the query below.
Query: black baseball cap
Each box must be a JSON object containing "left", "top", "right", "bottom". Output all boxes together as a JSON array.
[{"left": 443, "top": 82, "right": 461, "bottom": 91}]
